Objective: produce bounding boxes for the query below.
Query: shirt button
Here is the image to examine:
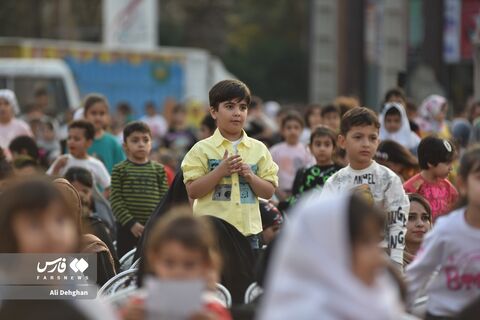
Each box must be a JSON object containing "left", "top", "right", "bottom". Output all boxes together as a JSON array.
[
  {"left": 236, "top": 202, "right": 240, "bottom": 206},
  {"left": 234, "top": 183, "right": 237, "bottom": 186}
]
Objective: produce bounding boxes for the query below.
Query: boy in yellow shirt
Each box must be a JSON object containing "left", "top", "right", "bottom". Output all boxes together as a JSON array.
[{"left": 182, "top": 80, "right": 279, "bottom": 248}]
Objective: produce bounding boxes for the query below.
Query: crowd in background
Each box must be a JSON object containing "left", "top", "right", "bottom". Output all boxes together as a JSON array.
[{"left": 0, "top": 81, "right": 480, "bottom": 320}]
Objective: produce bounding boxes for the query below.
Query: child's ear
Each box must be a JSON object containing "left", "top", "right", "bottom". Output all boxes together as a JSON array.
[
  {"left": 86, "top": 139, "right": 93, "bottom": 148},
  {"left": 122, "top": 142, "right": 128, "bottom": 153},
  {"left": 209, "top": 106, "right": 217, "bottom": 120},
  {"left": 337, "top": 134, "right": 346, "bottom": 149}
]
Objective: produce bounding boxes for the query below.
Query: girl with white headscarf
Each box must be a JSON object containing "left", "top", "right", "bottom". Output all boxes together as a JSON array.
[
  {"left": 0, "top": 89, "right": 32, "bottom": 159},
  {"left": 415, "top": 95, "right": 451, "bottom": 139},
  {"left": 258, "top": 193, "right": 406, "bottom": 320},
  {"left": 380, "top": 102, "right": 421, "bottom": 152}
]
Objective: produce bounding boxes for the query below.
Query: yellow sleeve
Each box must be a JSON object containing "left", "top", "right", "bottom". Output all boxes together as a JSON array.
[
  {"left": 257, "top": 144, "right": 279, "bottom": 187},
  {"left": 181, "top": 144, "right": 208, "bottom": 183}
]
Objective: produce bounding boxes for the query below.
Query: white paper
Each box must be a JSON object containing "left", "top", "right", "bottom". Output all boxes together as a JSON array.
[{"left": 145, "top": 277, "right": 205, "bottom": 320}]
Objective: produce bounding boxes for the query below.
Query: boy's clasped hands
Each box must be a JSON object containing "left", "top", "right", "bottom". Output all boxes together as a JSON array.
[{"left": 217, "top": 150, "right": 254, "bottom": 181}]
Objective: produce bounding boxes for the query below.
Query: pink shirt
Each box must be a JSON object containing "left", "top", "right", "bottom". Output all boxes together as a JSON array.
[
  {"left": 0, "top": 118, "right": 33, "bottom": 159},
  {"left": 270, "top": 142, "right": 315, "bottom": 192},
  {"left": 403, "top": 173, "right": 458, "bottom": 222}
]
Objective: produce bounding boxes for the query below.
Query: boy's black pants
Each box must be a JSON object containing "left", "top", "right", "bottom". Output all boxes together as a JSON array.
[{"left": 117, "top": 223, "right": 140, "bottom": 259}]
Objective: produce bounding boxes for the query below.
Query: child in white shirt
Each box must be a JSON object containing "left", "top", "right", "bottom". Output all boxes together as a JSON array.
[
  {"left": 406, "top": 146, "right": 480, "bottom": 319},
  {"left": 323, "top": 107, "right": 409, "bottom": 269},
  {"left": 47, "top": 120, "right": 110, "bottom": 195}
]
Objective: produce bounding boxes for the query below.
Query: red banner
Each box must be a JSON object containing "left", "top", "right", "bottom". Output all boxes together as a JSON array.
[{"left": 461, "top": 0, "right": 480, "bottom": 60}]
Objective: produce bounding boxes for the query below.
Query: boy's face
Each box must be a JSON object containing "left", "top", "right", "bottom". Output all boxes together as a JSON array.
[
  {"left": 210, "top": 99, "right": 248, "bottom": 137},
  {"left": 339, "top": 125, "right": 379, "bottom": 168},
  {"left": 124, "top": 131, "right": 152, "bottom": 162},
  {"left": 85, "top": 102, "right": 109, "bottom": 132},
  {"left": 282, "top": 120, "right": 302, "bottom": 145},
  {"left": 384, "top": 113, "right": 402, "bottom": 133},
  {"left": 322, "top": 111, "right": 341, "bottom": 132},
  {"left": 67, "top": 128, "right": 92, "bottom": 158},
  {"left": 429, "top": 161, "right": 452, "bottom": 179}
]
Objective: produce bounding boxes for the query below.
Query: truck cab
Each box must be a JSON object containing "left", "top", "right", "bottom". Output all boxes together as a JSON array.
[{"left": 0, "top": 58, "right": 80, "bottom": 116}]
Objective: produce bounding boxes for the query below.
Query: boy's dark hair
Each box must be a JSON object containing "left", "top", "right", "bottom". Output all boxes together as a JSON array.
[
  {"left": 123, "top": 121, "right": 152, "bottom": 142},
  {"left": 375, "top": 140, "right": 418, "bottom": 168},
  {"left": 209, "top": 79, "right": 251, "bottom": 111},
  {"left": 310, "top": 125, "right": 337, "bottom": 147},
  {"left": 304, "top": 104, "right": 322, "bottom": 128},
  {"left": 83, "top": 94, "right": 108, "bottom": 115},
  {"left": 321, "top": 104, "right": 340, "bottom": 118},
  {"left": 9, "top": 135, "right": 39, "bottom": 160},
  {"left": 64, "top": 167, "right": 94, "bottom": 189},
  {"left": 340, "top": 107, "right": 380, "bottom": 136},
  {"left": 68, "top": 120, "right": 95, "bottom": 141},
  {"left": 385, "top": 107, "right": 401, "bottom": 118},
  {"left": 281, "top": 111, "right": 304, "bottom": 129},
  {"left": 417, "top": 136, "right": 455, "bottom": 169},
  {"left": 384, "top": 87, "right": 406, "bottom": 104},
  {"left": 201, "top": 114, "right": 216, "bottom": 133}
]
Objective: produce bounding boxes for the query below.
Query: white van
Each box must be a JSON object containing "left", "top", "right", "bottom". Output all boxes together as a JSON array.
[{"left": 0, "top": 58, "right": 80, "bottom": 115}]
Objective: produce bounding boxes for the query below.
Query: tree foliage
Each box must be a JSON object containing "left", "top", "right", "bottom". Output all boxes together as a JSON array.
[{"left": 160, "top": 0, "right": 309, "bottom": 103}]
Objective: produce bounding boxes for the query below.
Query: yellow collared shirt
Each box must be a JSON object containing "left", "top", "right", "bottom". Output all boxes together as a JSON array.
[{"left": 181, "top": 129, "right": 279, "bottom": 235}]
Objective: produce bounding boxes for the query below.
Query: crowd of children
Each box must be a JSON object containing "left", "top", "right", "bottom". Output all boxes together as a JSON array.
[{"left": 0, "top": 81, "right": 480, "bottom": 320}]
